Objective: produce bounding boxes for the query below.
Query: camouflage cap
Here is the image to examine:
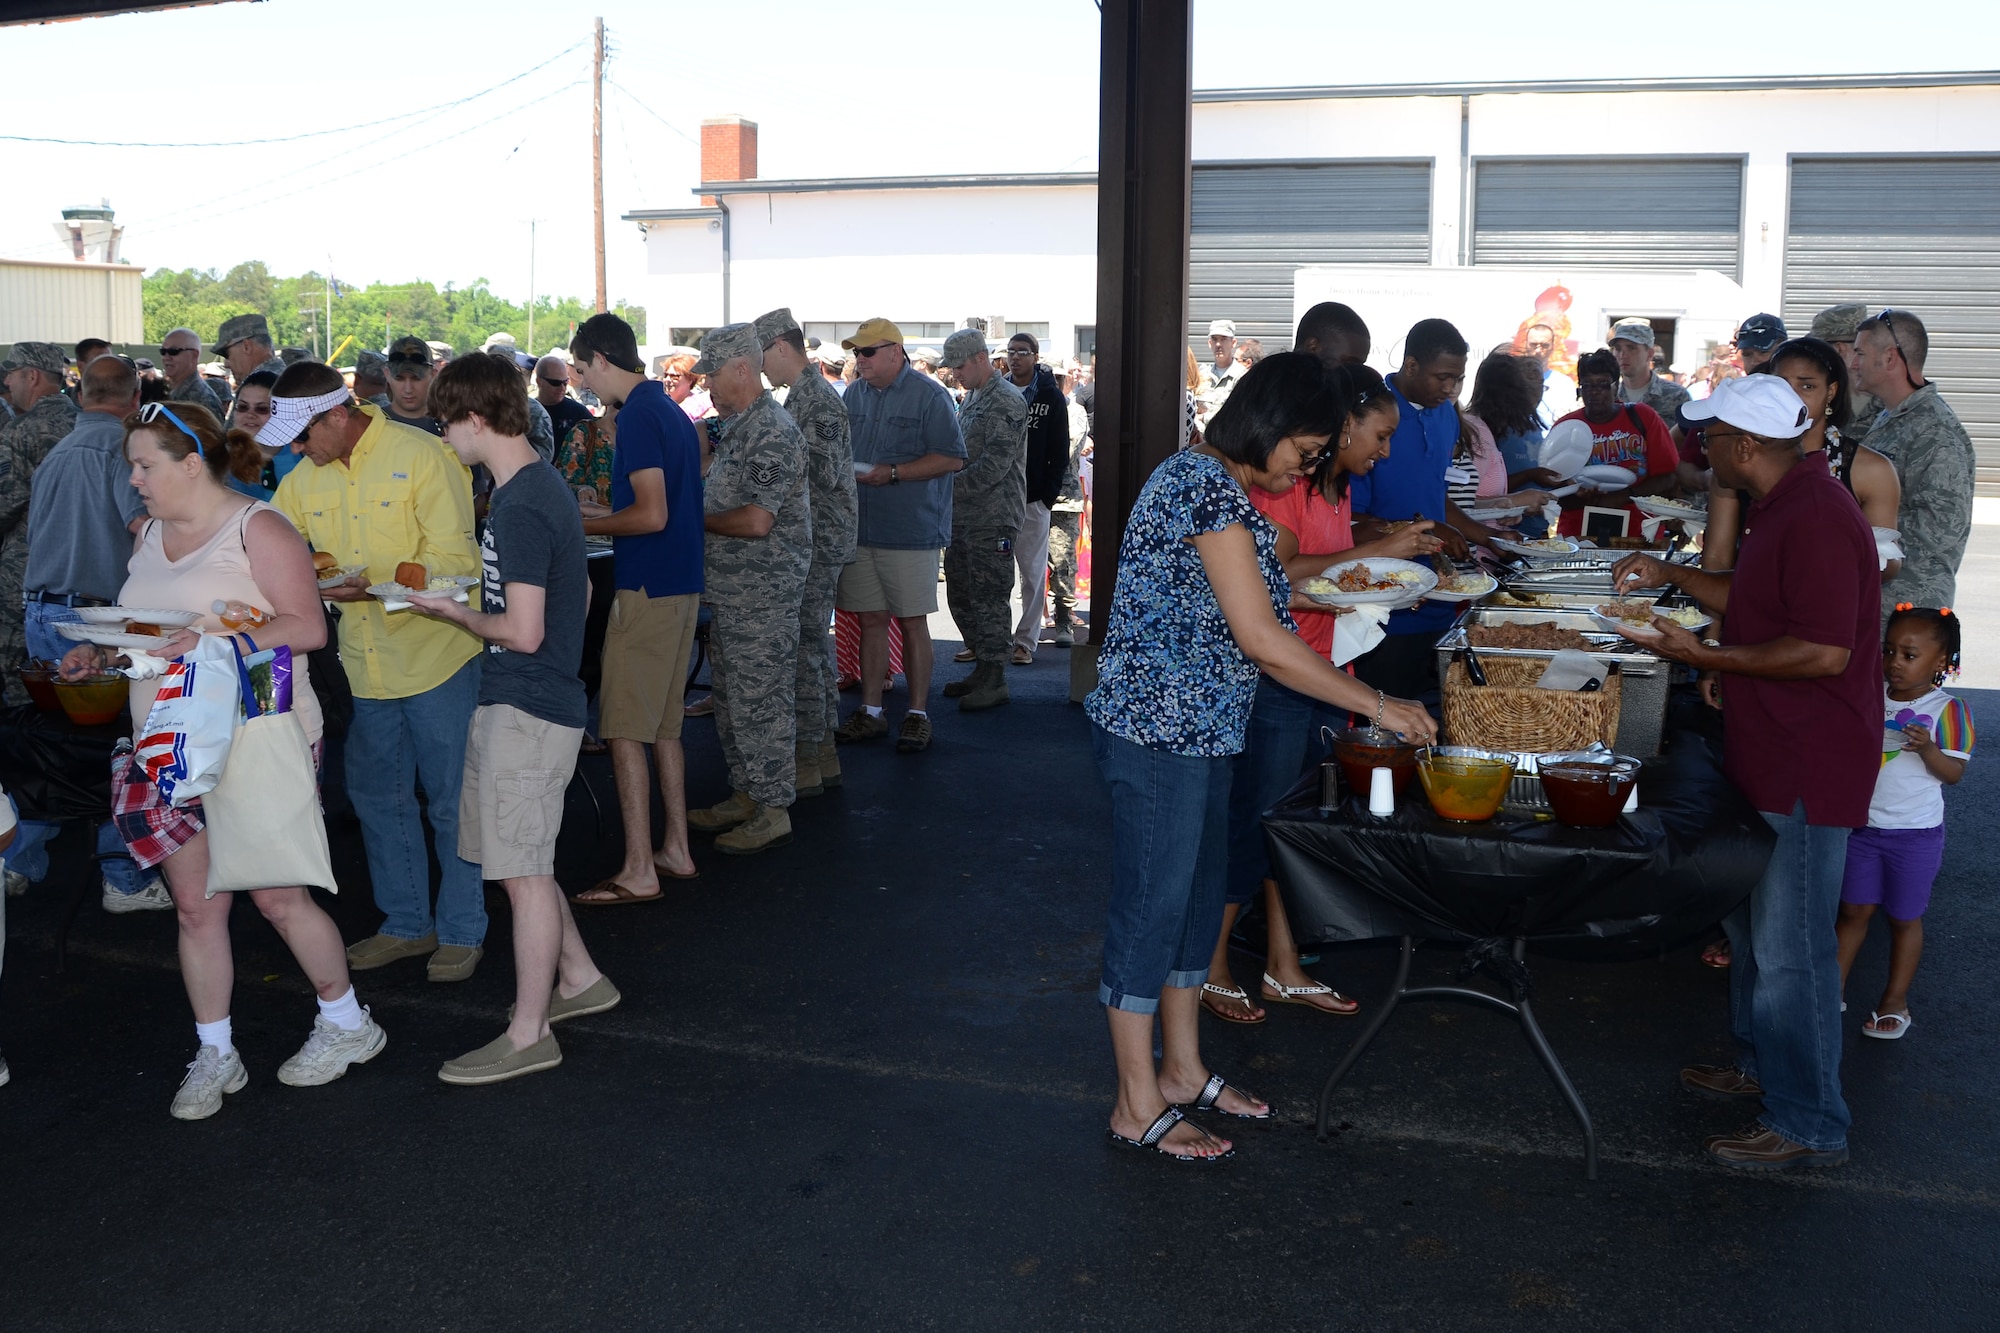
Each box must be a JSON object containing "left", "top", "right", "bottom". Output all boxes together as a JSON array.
[
  {"left": 386, "top": 335, "right": 433, "bottom": 370},
  {"left": 940, "top": 329, "right": 989, "bottom": 369},
  {"left": 691, "top": 322, "right": 760, "bottom": 375},
  {"left": 1, "top": 341, "right": 67, "bottom": 376},
  {"left": 214, "top": 312, "right": 271, "bottom": 352},
  {"left": 1609, "top": 319, "right": 1655, "bottom": 347},
  {"left": 354, "top": 349, "right": 388, "bottom": 378},
  {"left": 752, "top": 307, "right": 801, "bottom": 347},
  {"left": 1809, "top": 303, "right": 1869, "bottom": 344}
]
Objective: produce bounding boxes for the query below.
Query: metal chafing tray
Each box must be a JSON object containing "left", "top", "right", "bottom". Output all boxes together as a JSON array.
[{"left": 1435, "top": 607, "right": 1672, "bottom": 755}]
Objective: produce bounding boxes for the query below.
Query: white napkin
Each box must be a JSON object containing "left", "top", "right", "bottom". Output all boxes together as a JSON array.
[
  {"left": 1331, "top": 603, "right": 1391, "bottom": 668},
  {"left": 1873, "top": 526, "right": 1905, "bottom": 571},
  {"left": 1639, "top": 516, "right": 1665, "bottom": 543},
  {"left": 1535, "top": 648, "right": 1606, "bottom": 692},
  {"left": 118, "top": 649, "right": 171, "bottom": 681}
]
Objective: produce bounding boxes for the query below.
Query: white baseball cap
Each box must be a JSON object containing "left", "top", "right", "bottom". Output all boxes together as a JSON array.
[
  {"left": 1207, "top": 319, "right": 1237, "bottom": 337},
  {"left": 1679, "top": 375, "right": 1813, "bottom": 439}
]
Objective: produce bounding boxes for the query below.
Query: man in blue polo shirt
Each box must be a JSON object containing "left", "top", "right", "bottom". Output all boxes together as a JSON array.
[{"left": 1348, "top": 318, "right": 1502, "bottom": 706}]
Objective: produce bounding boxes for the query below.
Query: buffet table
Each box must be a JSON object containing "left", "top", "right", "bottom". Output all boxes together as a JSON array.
[{"left": 1263, "top": 717, "right": 1772, "bottom": 1178}]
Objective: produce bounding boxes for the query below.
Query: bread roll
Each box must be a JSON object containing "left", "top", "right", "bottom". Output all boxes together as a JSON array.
[
  {"left": 395, "top": 561, "right": 427, "bottom": 589},
  {"left": 126, "top": 622, "right": 162, "bottom": 637},
  {"left": 312, "top": 550, "right": 340, "bottom": 574}
]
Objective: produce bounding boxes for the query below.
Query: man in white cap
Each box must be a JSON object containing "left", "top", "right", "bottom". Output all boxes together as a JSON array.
[
  {"left": 1609, "top": 374, "right": 1880, "bottom": 1173},
  {"left": 1197, "top": 319, "right": 1244, "bottom": 424},
  {"left": 265, "top": 362, "right": 488, "bottom": 983}
]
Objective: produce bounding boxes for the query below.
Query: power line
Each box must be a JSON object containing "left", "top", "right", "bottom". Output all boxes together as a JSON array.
[
  {"left": 0, "top": 43, "right": 585, "bottom": 149},
  {"left": 605, "top": 78, "right": 698, "bottom": 148}
]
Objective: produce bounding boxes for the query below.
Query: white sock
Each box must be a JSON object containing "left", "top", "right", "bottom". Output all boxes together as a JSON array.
[
  {"left": 863, "top": 705, "right": 884, "bottom": 719},
  {"left": 317, "top": 987, "right": 365, "bottom": 1031},
  {"left": 195, "top": 1017, "right": 234, "bottom": 1057},
  {"left": 908, "top": 709, "right": 928, "bottom": 719}
]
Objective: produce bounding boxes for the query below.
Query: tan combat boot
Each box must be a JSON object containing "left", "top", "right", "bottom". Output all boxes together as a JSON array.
[
  {"left": 687, "top": 790, "right": 755, "bottom": 832},
  {"left": 959, "top": 662, "right": 1010, "bottom": 712},
  {"left": 815, "top": 738, "right": 842, "bottom": 789},
  {"left": 714, "top": 804, "right": 793, "bottom": 855},
  {"left": 795, "top": 749, "right": 824, "bottom": 799}
]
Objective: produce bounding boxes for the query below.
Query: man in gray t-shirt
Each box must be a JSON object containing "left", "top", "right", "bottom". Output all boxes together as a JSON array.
[{"left": 832, "top": 319, "right": 965, "bottom": 754}]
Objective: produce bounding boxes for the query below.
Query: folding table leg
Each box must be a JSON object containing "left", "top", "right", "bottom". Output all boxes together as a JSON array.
[
  {"left": 1509, "top": 939, "right": 1598, "bottom": 1179},
  {"left": 1315, "top": 934, "right": 1415, "bottom": 1139}
]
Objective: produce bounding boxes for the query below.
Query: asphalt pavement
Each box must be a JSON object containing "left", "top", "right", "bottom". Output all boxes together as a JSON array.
[{"left": 2, "top": 628, "right": 1997, "bottom": 1332}]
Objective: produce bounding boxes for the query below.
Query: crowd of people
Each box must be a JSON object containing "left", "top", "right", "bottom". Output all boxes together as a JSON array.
[
  {"left": 0, "top": 283, "right": 1979, "bottom": 1171},
  {"left": 1083, "top": 298, "right": 1977, "bottom": 1168}
]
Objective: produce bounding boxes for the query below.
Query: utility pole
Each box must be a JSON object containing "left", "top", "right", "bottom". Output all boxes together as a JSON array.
[{"left": 592, "top": 17, "right": 607, "bottom": 314}]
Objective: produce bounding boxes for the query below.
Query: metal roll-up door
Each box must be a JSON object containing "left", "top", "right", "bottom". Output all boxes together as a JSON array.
[
  {"left": 1785, "top": 156, "right": 2000, "bottom": 488},
  {"left": 1189, "top": 161, "right": 1432, "bottom": 354},
  {"left": 1472, "top": 158, "right": 1743, "bottom": 277}
]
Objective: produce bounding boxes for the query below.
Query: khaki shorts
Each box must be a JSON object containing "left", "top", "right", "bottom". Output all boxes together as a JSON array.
[
  {"left": 836, "top": 545, "right": 940, "bottom": 618},
  {"left": 599, "top": 589, "right": 701, "bottom": 744},
  {"left": 458, "top": 703, "right": 584, "bottom": 881}
]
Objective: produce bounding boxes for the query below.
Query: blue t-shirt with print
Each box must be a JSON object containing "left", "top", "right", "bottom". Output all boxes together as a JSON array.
[
  {"left": 1348, "top": 374, "right": 1460, "bottom": 636},
  {"left": 609, "top": 380, "right": 703, "bottom": 596},
  {"left": 1085, "top": 451, "right": 1294, "bottom": 757}
]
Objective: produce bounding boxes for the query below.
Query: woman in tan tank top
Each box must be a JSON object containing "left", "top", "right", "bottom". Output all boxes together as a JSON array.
[{"left": 59, "top": 402, "right": 386, "bottom": 1120}]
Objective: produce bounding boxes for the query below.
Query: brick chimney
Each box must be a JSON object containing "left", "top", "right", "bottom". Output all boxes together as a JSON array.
[{"left": 700, "top": 116, "right": 758, "bottom": 206}]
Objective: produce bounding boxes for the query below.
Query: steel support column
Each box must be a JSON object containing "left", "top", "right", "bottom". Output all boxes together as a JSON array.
[{"left": 1071, "top": 0, "right": 1192, "bottom": 702}]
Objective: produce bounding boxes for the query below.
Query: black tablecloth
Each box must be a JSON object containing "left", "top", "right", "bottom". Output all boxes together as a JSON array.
[
  {"left": 1265, "top": 725, "right": 1773, "bottom": 960},
  {"left": 0, "top": 703, "right": 126, "bottom": 822}
]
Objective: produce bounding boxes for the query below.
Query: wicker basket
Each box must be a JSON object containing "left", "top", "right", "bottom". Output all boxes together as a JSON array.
[{"left": 1442, "top": 657, "right": 1623, "bottom": 752}]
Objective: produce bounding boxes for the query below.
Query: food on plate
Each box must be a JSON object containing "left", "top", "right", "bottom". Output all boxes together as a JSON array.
[
  {"left": 395, "top": 561, "right": 427, "bottom": 590},
  {"left": 1492, "top": 591, "right": 1560, "bottom": 608},
  {"left": 1595, "top": 599, "right": 1658, "bottom": 623},
  {"left": 1434, "top": 571, "right": 1494, "bottom": 595},
  {"left": 1468, "top": 621, "right": 1591, "bottom": 651},
  {"left": 1298, "top": 576, "right": 1338, "bottom": 596},
  {"left": 125, "top": 621, "right": 163, "bottom": 637},
  {"left": 1506, "top": 538, "right": 1576, "bottom": 552},
  {"left": 1332, "top": 563, "right": 1422, "bottom": 593},
  {"left": 312, "top": 550, "right": 340, "bottom": 575},
  {"left": 425, "top": 576, "right": 466, "bottom": 593}
]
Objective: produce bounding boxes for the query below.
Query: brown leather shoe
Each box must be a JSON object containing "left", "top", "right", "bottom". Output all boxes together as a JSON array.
[
  {"left": 1703, "top": 1123, "right": 1848, "bottom": 1170},
  {"left": 1679, "top": 1063, "right": 1764, "bottom": 1101}
]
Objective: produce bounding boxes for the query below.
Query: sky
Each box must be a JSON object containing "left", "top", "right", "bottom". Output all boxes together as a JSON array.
[{"left": 2, "top": 0, "right": 1997, "bottom": 313}]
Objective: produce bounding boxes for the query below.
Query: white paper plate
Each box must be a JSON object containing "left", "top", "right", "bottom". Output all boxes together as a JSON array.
[
  {"left": 1590, "top": 608, "right": 1712, "bottom": 638},
  {"left": 1299, "top": 557, "right": 1439, "bottom": 607},
  {"left": 1465, "top": 505, "right": 1526, "bottom": 522},
  {"left": 1634, "top": 496, "right": 1709, "bottom": 524},
  {"left": 1492, "top": 537, "right": 1581, "bottom": 560},
  {"left": 1424, "top": 571, "right": 1498, "bottom": 603},
  {"left": 71, "top": 606, "right": 203, "bottom": 629},
  {"left": 1539, "top": 418, "right": 1595, "bottom": 479},
  {"left": 367, "top": 578, "right": 474, "bottom": 611},
  {"left": 317, "top": 564, "right": 368, "bottom": 590},
  {"left": 56, "top": 622, "right": 175, "bottom": 650},
  {"left": 1576, "top": 464, "right": 1638, "bottom": 489}
]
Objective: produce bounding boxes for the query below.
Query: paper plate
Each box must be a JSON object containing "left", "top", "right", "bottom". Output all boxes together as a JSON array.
[
  {"left": 71, "top": 606, "right": 203, "bottom": 628},
  {"left": 1590, "top": 608, "right": 1712, "bottom": 639},
  {"left": 1491, "top": 537, "right": 1581, "bottom": 560},
  {"left": 56, "top": 622, "right": 174, "bottom": 650},
  {"left": 1298, "top": 557, "right": 1439, "bottom": 607},
  {"left": 1576, "top": 464, "right": 1638, "bottom": 489},
  {"left": 317, "top": 564, "right": 368, "bottom": 590},
  {"left": 1634, "top": 496, "right": 1709, "bottom": 524},
  {"left": 1464, "top": 505, "right": 1526, "bottom": 522},
  {"left": 367, "top": 577, "right": 474, "bottom": 611},
  {"left": 1539, "top": 419, "right": 1595, "bottom": 479},
  {"left": 1424, "top": 571, "right": 1498, "bottom": 603}
]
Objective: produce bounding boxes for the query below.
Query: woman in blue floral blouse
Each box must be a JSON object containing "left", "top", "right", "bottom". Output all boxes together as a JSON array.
[{"left": 1085, "top": 353, "right": 1436, "bottom": 1161}]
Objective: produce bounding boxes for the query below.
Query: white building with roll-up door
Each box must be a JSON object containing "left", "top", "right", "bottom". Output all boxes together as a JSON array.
[{"left": 627, "top": 74, "right": 2000, "bottom": 485}]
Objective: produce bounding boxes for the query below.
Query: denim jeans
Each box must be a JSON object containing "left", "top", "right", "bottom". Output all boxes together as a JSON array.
[
  {"left": 346, "top": 656, "right": 485, "bottom": 947},
  {"left": 1722, "top": 801, "right": 1852, "bottom": 1151},
  {"left": 1092, "top": 722, "right": 1232, "bottom": 1014},
  {"left": 11, "top": 602, "right": 151, "bottom": 895},
  {"left": 1225, "top": 675, "right": 1344, "bottom": 905}
]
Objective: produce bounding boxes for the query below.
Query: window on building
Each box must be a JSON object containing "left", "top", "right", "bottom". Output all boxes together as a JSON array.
[
  {"left": 1074, "top": 326, "right": 1097, "bottom": 360},
  {"left": 1004, "top": 322, "right": 1050, "bottom": 343}
]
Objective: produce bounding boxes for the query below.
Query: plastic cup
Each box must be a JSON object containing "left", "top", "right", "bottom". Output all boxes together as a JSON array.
[{"left": 1368, "top": 766, "right": 1395, "bottom": 817}]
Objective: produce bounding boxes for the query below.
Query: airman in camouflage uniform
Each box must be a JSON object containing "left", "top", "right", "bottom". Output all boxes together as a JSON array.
[
  {"left": 1610, "top": 321, "right": 1691, "bottom": 420},
  {"left": 215, "top": 312, "right": 288, "bottom": 384},
  {"left": 1809, "top": 304, "right": 1879, "bottom": 443},
  {"left": 161, "top": 328, "right": 228, "bottom": 422},
  {"left": 0, "top": 342, "right": 82, "bottom": 703},
  {"left": 938, "top": 328, "right": 1026, "bottom": 711},
  {"left": 754, "top": 308, "right": 857, "bottom": 796},
  {"left": 1849, "top": 310, "right": 1976, "bottom": 620},
  {"left": 685, "top": 323, "right": 813, "bottom": 854}
]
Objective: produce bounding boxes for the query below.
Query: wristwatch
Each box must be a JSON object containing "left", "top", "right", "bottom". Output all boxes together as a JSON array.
[{"left": 889, "top": 464, "right": 900, "bottom": 484}]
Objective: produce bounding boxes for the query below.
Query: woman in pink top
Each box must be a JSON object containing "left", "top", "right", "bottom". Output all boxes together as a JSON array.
[
  {"left": 1203, "top": 367, "right": 1443, "bottom": 1025},
  {"left": 58, "top": 402, "right": 385, "bottom": 1122}
]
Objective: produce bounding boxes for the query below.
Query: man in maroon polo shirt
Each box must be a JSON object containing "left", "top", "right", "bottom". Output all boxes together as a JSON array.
[{"left": 1611, "top": 375, "right": 1879, "bottom": 1171}]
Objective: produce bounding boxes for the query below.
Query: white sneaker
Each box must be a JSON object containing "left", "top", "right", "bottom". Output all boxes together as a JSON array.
[
  {"left": 277, "top": 1009, "right": 387, "bottom": 1087},
  {"left": 103, "top": 878, "right": 174, "bottom": 913},
  {"left": 170, "top": 1045, "right": 248, "bottom": 1120},
  {"left": 0, "top": 1053, "right": 11, "bottom": 1087}
]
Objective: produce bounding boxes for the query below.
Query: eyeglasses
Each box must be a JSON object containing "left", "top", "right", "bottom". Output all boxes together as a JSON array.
[
  {"left": 537, "top": 375, "right": 568, "bottom": 387},
  {"left": 1006, "top": 347, "right": 1034, "bottom": 357},
  {"left": 138, "top": 401, "right": 205, "bottom": 460},
  {"left": 852, "top": 344, "right": 891, "bottom": 359},
  {"left": 160, "top": 345, "right": 198, "bottom": 358}
]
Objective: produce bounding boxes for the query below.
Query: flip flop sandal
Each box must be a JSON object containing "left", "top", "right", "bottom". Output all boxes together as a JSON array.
[
  {"left": 1199, "top": 982, "right": 1266, "bottom": 1024},
  {"left": 1106, "top": 1106, "right": 1233, "bottom": 1161},
  {"left": 1186, "top": 1072, "right": 1272, "bottom": 1121},
  {"left": 1862, "top": 1011, "right": 1913, "bottom": 1040},
  {"left": 1701, "top": 940, "right": 1732, "bottom": 968},
  {"left": 567, "top": 879, "right": 666, "bottom": 907},
  {"left": 1262, "top": 972, "right": 1359, "bottom": 1015}
]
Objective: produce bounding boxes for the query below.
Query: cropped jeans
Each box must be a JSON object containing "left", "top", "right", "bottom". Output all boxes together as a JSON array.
[
  {"left": 347, "top": 656, "right": 485, "bottom": 948},
  {"left": 1722, "top": 801, "right": 1852, "bottom": 1152},
  {"left": 1225, "top": 675, "right": 1345, "bottom": 906},
  {"left": 1093, "top": 723, "right": 1232, "bottom": 1014}
]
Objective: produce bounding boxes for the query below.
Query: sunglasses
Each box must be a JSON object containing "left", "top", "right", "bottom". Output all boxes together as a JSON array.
[
  {"left": 537, "top": 375, "right": 568, "bottom": 387},
  {"left": 851, "top": 344, "right": 891, "bottom": 359},
  {"left": 138, "top": 401, "right": 205, "bottom": 459},
  {"left": 160, "top": 345, "right": 198, "bottom": 357},
  {"left": 1869, "top": 309, "right": 1927, "bottom": 391}
]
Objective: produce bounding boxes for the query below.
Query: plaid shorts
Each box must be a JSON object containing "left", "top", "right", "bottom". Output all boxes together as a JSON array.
[{"left": 111, "top": 741, "right": 323, "bottom": 872}]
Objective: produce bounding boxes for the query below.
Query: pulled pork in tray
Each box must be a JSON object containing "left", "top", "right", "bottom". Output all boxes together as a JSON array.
[{"left": 1466, "top": 621, "right": 1592, "bottom": 651}]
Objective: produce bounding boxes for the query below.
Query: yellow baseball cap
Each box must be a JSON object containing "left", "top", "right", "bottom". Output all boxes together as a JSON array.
[{"left": 841, "top": 317, "right": 904, "bottom": 351}]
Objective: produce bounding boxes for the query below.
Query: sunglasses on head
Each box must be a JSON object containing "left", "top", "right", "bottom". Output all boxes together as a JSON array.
[
  {"left": 138, "top": 401, "right": 205, "bottom": 459},
  {"left": 1871, "top": 309, "right": 1926, "bottom": 390}
]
